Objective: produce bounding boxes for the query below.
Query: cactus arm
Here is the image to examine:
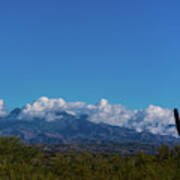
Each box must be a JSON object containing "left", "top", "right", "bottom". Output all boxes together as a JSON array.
[{"left": 174, "top": 108, "right": 180, "bottom": 136}]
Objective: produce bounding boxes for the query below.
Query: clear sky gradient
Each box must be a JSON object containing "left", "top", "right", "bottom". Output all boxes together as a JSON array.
[{"left": 0, "top": 0, "right": 180, "bottom": 110}]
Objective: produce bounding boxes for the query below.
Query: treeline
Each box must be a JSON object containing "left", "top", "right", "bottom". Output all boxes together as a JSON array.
[{"left": 0, "top": 137, "right": 180, "bottom": 179}]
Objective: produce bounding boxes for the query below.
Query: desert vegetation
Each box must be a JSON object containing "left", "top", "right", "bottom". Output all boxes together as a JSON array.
[{"left": 0, "top": 137, "right": 179, "bottom": 179}]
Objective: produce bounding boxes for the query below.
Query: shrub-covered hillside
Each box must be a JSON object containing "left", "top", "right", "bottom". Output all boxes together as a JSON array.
[{"left": 0, "top": 137, "right": 180, "bottom": 179}]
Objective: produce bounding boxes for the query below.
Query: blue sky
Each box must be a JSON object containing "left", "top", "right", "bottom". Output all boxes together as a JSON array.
[{"left": 0, "top": 0, "right": 180, "bottom": 110}]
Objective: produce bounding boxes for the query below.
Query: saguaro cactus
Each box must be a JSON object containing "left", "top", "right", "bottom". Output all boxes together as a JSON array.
[{"left": 174, "top": 108, "right": 180, "bottom": 136}]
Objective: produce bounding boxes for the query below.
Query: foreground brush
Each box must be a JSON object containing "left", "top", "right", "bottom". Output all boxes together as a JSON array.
[{"left": 174, "top": 108, "right": 180, "bottom": 136}]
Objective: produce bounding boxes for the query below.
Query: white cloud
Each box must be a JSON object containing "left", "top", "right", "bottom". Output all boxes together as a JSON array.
[
  {"left": 17, "top": 97, "right": 177, "bottom": 137},
  {"left": 129, "top": 105, "right": 176, "bottom": 136},
  {"left": 85, "top": 99, "right": 135, "bottom": 128},
  {"left": 19, "top": 97, "right": 86, "bottom": 121},
  {"left": 0, "top": 99, "right": 7, "bottom": 117}
]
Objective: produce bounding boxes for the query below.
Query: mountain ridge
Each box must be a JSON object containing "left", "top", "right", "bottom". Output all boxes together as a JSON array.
[
  {"left": 0, "top": 97, "right": 176, "bottom": 137},
  {"left": 0, "top": 108, "right": 179, "bottom": 145}
]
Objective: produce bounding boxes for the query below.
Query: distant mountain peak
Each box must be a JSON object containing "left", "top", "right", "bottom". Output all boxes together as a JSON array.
[{"left": 8, "top": 108, "right": 22, "bottom": 119}]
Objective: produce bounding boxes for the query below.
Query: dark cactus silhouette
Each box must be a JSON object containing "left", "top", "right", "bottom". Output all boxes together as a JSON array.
[{"left": 174, "top": 108, "right": 180, "bottom": 136}]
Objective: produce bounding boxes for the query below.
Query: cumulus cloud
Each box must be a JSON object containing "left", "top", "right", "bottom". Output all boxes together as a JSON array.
[
  {"left": 85, "top": 99, "right": 135, "bottom": 127},
  {"left": 19, "top": 97, "right": 86, "bottom": 121},
  {"left": 0, "top": 99, "right": 7, "bottom": 117},
  {"left": 18, "top": 97, "right": 177, "bottom": 136},
  {"left": 129, "top": 105, "right": 176, "bottom": 136}
]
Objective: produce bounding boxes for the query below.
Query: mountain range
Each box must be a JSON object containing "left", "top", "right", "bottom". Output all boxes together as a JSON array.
[{"left": 0, "top": 106, "right": 179, "bottom": 145}]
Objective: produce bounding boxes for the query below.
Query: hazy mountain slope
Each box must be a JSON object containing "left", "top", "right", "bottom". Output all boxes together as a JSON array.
[{"left": 0, "top": 110, "right": 178, "bottom": 145}]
